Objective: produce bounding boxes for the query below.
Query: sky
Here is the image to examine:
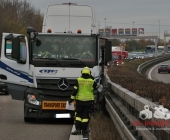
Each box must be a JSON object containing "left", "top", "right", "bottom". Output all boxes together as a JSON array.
[{"left": 28, "top": 0, "right": 170, "bottom": 40}]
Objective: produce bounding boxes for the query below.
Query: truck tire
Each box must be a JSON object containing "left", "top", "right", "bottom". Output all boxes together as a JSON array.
[{"left": 24, "top": 117, "right": 36, "bottom": 122}]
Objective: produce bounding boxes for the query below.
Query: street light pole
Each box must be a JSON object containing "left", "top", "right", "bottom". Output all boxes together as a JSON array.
[
  {"left": 98, "top": 21, "right": 100, "bottom": 34},
  {"left": 104, "top": 18, "right": 106, "bottom": 37},
  {"left": 158, "top": 20, "right": 160, "bottom": 41},
  {"left": 133, "top": 22, "right": 135, "bottom": 28}
]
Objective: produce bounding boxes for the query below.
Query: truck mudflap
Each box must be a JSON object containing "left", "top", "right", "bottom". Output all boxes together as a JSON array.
[{"left": 7, "top": 83, "right": 28, "bottom": 100}]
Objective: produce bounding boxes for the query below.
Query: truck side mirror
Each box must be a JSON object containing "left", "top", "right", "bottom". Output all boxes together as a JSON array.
[
  {"left": 31, "top": 37, "right": 41, "bottom": 47},
  {"left": 35, "top": 38, "right": 41, "bottom": 47},
  {"left": 12, "top": 37, "right": 20, "bottom": 60},
  {"left": 105, "top": 40, "right": 112, "bottom": 63}
]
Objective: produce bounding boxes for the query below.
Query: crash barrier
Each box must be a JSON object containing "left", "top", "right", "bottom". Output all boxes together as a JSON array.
[
  {"left": 104, "top": 76, "right": 157, "bottom": 140},
  {"left": 137, "top": 55, "right": 170, "bottom": 74},
  {"left": 69, "top": 56, "right": 170, "bottom": 140},
  {"left": 104, "top": 56, "right": 170, "bottom": 140}
]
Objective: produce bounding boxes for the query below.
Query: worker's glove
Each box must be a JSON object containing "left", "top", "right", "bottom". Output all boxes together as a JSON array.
[
  {"left": 97, "top": 84, "right": 103, "bottom": 92},
  {"left": 68, "top": 99, "right": 74, "bottom": 104}
]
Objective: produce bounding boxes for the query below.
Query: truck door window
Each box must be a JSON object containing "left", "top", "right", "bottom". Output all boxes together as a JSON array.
[
  {"left": 5, "top": 41, "right": 12, "bottom": 59},
  {"left": 5, "top": 40, "right": 27, "bottom": 61}
]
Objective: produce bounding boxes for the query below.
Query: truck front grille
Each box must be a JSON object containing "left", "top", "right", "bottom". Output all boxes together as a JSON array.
[{"left": 36, "top": 78, "right": 76, "bottom": 100}]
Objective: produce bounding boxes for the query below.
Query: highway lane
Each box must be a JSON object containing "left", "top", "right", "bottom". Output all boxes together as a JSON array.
[
  {"left": 148, "top": 60, "right": 170, "bottom": 84},
  {"left": 0, "top": 95, "right": 73, "bottom": 140}
]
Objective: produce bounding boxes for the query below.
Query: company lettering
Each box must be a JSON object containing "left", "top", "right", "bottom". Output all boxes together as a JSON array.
[
  {"left": 44, "top": 103, "right": 66, "bottom": 108},
  {"left": 39, "top": 69, "right": 58, "bottom": 74},
  {"left": 79, "top": 81, "right": 93, "bottom": 86},
  {"left": 6, "top": 67, "right": 21, "bottom": 76}
]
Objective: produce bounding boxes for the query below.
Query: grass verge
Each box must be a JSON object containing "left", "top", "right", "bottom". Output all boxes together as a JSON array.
[{"left": 89, "top": 111, "right": 122, "bottom": 140}]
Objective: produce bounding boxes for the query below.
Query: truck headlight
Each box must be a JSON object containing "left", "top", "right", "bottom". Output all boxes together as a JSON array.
[{"left": 27, "top": 94, "right": 41, "bottom": 105}]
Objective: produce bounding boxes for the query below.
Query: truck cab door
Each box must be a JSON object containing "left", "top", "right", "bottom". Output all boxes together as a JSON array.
[{"left": 0, "top": 33, "right": 31, "bottom": 100}]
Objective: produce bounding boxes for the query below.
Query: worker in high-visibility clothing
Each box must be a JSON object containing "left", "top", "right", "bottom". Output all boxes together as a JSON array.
[{"left": 69, "top": 67, "right": 98, "bottom": 135}]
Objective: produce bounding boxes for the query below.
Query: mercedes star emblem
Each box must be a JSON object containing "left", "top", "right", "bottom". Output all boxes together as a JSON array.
[{"left": 58, "top": 78, "right": 69, "bottom": 90}]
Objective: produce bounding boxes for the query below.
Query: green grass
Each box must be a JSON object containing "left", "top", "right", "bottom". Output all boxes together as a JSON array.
[{"left": 89, "top": 111, "right": 122, "bottom": 140}]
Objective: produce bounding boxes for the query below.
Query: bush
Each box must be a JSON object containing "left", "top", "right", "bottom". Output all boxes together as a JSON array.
[{"left": 107, "top": 59, "right": 170, "bottom": 109}]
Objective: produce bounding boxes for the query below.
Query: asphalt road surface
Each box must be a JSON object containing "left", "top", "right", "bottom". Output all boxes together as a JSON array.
[{"left": 0, "top": 95, "right": 73, "bottom": 140}]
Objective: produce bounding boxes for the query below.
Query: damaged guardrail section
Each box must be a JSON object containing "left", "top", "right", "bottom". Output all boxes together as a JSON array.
[{"left": 104, "top": 56, "right": 170, "bottom": 140}]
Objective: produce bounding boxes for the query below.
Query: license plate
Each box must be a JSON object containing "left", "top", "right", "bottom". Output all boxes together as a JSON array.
[
  {"left": 55, "top": 114, "right": 71, "bottom": 118},
  {"left": 42, "top": 101, "right": 67, "bottom": 110}
]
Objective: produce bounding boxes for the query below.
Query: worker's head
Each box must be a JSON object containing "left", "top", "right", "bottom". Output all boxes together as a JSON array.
[
  {"left": 81, "top": 67, "right": 91, "bottom": 75},
  {"left": 51, "top": 44, "right": 59, "bottom": 51}
]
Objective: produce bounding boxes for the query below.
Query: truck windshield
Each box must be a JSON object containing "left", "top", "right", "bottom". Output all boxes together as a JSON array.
[
  {"left": 32, "top": 34, "right": 96, "bottom": 62},
  {"left": 145, "top": 46, "right": 155, "bottom": 53}
]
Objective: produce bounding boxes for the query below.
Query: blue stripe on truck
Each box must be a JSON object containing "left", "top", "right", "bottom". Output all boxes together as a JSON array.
[{"left": 0, "top": 61, "right": 33, "bottom": 83}]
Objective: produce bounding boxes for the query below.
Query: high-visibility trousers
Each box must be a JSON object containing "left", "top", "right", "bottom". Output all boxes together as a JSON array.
[{"left": 75, "top": 104, "right": 91, "bottom": 130}]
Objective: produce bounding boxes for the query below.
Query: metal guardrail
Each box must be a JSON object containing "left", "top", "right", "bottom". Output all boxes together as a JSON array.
[
  {"left": 104, "top": 56, "right": 170, "bottom": 140},
  {"left": 104, "top": 75, "right": 157, "bottom": 140},
  {"left": 137, "top": 55, "right": 170, "bottom": 74},
  {"left": 68, "top": 56, "right": 170, "bottom": 140}
]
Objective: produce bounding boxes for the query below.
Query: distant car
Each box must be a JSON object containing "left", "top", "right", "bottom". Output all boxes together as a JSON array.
[
  {"left": 145, "top": 53, "right": 154, "bottom": 58},
  {"left": 131, "top": 54, "right": 137, "bottom": 59},
  {"left": 137, "top": 54, "right": 145, "bottom": 59},
  {"left": 158, "top": 64, "right": 170, "bottom": 73},
  {"left": 127, "top": 53, "right": 135, "bottom": 61}
]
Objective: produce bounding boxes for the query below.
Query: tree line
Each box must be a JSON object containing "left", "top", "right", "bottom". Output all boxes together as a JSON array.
[
  {"left": 110, "top": 38, "right": 169, "bottom": 51},
  {"left": 0, "top": 0, "right": 169, "bottom": 52},
  {"left": 0, "top": 0, "right": 43, "bottom": 45}
]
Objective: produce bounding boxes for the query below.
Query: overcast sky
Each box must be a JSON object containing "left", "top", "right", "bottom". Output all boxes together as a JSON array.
[{"left": 29, "top": 0, "right": 170, "bottom": 39}]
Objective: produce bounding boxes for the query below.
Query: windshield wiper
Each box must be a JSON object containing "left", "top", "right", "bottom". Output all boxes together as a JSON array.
[
  {"left": 35, "top": 58, "right": 64, "bottom": 67},
  {"left": 61, "top": 58, "right": 87, "bottom": 67}
]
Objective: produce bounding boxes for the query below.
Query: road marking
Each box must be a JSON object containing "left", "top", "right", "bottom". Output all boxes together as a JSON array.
[
  {"left": 148, "top": 60, "right": 170, "bottom": 80},
  {"left": 148, "top": 64, "right": 158, "bottom": 80}
]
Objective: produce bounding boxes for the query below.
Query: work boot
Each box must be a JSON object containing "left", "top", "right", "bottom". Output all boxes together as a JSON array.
[
  {"left": 71, "top": 129, "right": 81, "bottom": 135},
  {"left": 82, "top": 130, "right": 90, "bottom": 135}
]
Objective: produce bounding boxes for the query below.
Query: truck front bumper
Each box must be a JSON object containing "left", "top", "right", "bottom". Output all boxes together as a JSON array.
[{"left": 24, "top": 102, "right": 75, "bottom": 119}]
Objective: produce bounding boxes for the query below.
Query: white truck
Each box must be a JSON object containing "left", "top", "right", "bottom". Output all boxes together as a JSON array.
[{"left": 0, "top": 3, "right": 111, "bottom": 122}]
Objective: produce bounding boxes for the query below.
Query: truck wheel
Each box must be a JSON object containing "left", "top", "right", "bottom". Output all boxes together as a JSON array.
[{"left": 24, "top": 117, "right": 36, "bottom": 122}]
